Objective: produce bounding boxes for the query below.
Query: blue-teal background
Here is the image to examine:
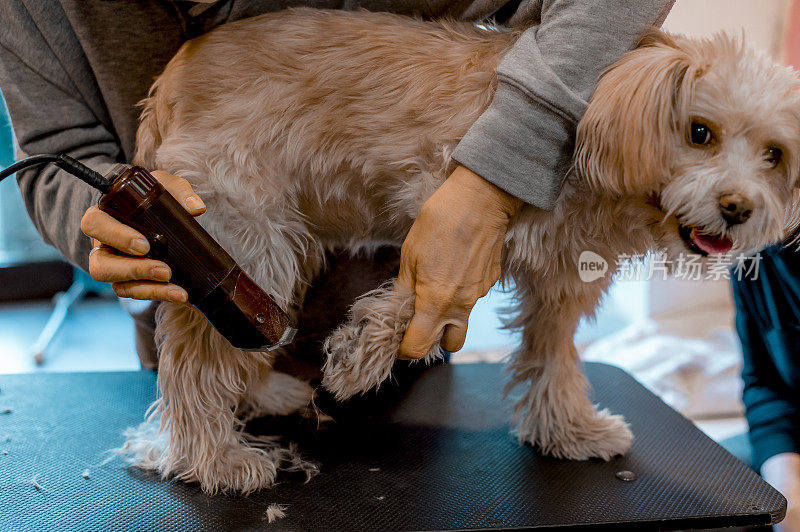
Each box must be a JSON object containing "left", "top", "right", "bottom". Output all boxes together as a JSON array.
[
  {"left": 0, "top": 93, "right": 60, "bottom": 264},
  {"left": 0, "top": 94, "right": 12, "bottom": 165}
]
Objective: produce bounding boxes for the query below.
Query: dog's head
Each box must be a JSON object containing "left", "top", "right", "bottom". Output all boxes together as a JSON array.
[{"left": 575, "top": 30, "right": 800, "bottom": 260}]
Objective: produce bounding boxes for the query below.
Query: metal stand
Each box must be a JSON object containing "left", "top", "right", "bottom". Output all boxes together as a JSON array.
[{"left": 30, "top": 268, "right": 109, "bottom": 365}]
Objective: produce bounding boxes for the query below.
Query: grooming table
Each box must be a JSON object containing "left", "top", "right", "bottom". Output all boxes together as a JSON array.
[{"left": 0, "top": 362, "right": 786, "bottom": 531}]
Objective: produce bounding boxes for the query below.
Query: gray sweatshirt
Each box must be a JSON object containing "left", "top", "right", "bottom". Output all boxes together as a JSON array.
[{"left": 0, "top": 0, "right": 673, "bottom": 272}]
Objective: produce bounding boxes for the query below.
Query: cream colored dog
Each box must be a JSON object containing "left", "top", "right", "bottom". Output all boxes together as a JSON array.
[{"left": 120, "top": 8, "right": 800, "bottom": 493}]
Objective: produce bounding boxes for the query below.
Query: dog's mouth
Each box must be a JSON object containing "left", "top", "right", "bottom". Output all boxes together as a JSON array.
[
  {"left": 647, "top": 193, "right": 734, "bottom": 256},
  {"left": 678, "top": 225, "right": 733, "bottom": 256}
]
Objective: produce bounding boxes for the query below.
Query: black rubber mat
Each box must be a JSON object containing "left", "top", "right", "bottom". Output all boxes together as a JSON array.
[{"left": 0, "top": 362, "right": 786, "bottom": 531}]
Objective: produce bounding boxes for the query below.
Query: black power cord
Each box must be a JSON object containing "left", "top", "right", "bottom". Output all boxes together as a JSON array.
[{"left": 0, "top": 154, "right": 110, "bottom": 193}]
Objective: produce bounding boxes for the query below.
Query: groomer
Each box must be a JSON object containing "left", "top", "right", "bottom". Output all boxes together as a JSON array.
[
  {"left": 0, "top": 0, "right": 673, "bottom": 368},
  {"left": 732, "top": 244, "right": 800, "bottom": 532}
]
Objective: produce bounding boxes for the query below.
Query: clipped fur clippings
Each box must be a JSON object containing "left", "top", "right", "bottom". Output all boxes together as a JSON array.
[
  {"left": 265, "top": 503, "right": 288, "bottom": 523},
  {"left": 32, "top": 474, "right": 46, "bottom": 492}
]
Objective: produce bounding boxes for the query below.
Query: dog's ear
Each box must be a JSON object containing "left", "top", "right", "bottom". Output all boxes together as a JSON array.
[
  {"left": 575, "top": 29, "right": 700, "bottom": 195},
  {"left": 782, "top": 188, "right": 800, "bottom": 242}
]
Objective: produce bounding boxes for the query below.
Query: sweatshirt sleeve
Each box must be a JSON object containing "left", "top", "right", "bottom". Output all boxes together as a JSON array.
[
  {"left": 452, "top": 0, "right": 674, "bottom": 209},
  {"left": 0, "top": 2, "right": 120, "bottom": 271},
  {"left": 731, "top": 261, "right": 800, "bottom": 472}
]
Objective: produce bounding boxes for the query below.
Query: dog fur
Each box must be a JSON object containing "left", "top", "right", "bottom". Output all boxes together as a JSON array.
[{"left": 119, "top": 8, "right": 800, "bottom": 493}]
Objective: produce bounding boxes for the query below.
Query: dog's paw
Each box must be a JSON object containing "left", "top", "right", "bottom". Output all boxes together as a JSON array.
[
  {"left": 114, "top": 420, "right": 283, "bottom": 492},
  {"left": 195, "top": 443, "right": 318, "bottom": 495},
  {"left": 197, "top": 446, "right": 281, "bottom": 494},
  {"left": 322, "top": 281, "right": 440, "bottom": 400},
  {"left": 518, "top": 408, "right": 633, "bottom": 461},
  {"left": 115, "top": 417, "right": 171, "bottom": 472},
  {"left": 322, "top": 320, "right": 393, "bottom": 400},
  {"left": 322, "top": 329, "right": 441, "bottom": 401},
  {"left": 116, "top": 418, "right": 318, "bottom": 494}
]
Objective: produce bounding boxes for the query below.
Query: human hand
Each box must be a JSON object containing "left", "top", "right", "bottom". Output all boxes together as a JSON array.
[
  {"left": 80, "top": 170, "right": 205, "bottom": 303},
  {"left": 763, "top": 452, "right": 800, "bottom": 532},
  {"left": 396, "top": 165, "right": 523, "bottom": 360}
]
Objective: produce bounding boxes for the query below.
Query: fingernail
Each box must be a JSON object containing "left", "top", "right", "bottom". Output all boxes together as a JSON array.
[
  {"left": 168, "top": 289, "right": 187, "bottom": 303},
  {"left": 131, "top": 238, "right": 149, "bottom": 254},
  {"left": 185, "top": 195, "right": 205, "bottom": 211},
  {"left": 151, "top": 267, "right": 170, "bottom": 282}
]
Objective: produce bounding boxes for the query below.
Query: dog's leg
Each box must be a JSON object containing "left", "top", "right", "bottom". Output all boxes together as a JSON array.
[
  {"left": 242, "top": 371, "right": 314, "bottom": 418},
  {"left": 119, "top": 303, "right": 314, "bottom": 494},
  {"left": 321, "top": 281, "right": 442, "bottom": 400},
  {"left": 507, "top": 275, "right": 633, "bottom": 461}
]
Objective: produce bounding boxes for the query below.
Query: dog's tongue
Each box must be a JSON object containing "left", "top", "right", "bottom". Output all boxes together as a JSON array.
[{"left": 691, "top": 228, "right": 733, "bottom": 255}]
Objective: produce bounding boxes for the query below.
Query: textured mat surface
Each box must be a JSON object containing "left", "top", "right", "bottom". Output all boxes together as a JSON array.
[{"left": 0, "top": 362, "right": 786, "bottom": 531}]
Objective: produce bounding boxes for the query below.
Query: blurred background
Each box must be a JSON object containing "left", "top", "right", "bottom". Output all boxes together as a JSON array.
[{"left": 0, "top": 0, "right": 797, "bottom": 452}]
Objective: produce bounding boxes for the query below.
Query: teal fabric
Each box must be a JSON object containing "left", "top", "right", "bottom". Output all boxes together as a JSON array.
[{"left": 732, "top": 243, "right": 800, "bottom": 471}]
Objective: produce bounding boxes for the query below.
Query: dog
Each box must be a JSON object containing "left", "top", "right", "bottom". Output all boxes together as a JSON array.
[{"left": 118, "top": 8, "right": 800, "bottom": 494}]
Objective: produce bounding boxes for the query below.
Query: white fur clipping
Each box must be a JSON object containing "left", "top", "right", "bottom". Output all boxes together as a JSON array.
[
  {"left": 265, "top": 503, "right": 287, "bottom": 523},
  {"left": 322, "top": 281, "right": 442, "bottom": 400},
  {"left": 32, "top": 474, "right": 46, "bottom": 492}
]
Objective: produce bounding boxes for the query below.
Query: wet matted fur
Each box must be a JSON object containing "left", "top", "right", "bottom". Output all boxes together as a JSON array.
[{"left": 119, "top": 8, "right": 800, "bottom": 493}]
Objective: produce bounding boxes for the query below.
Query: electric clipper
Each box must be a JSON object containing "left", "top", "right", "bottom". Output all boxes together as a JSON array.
[{"left": 0, "top": 155, "right": 295, "bottom": 351}]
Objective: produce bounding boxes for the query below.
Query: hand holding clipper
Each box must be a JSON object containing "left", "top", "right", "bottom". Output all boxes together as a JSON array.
[{"left": 0, "top": 156, "right": 295, "bottom": 351}]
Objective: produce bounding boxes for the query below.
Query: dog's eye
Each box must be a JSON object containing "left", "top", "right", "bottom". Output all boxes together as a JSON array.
[
  {"left": 766, "top": 146, "right": 783, "bottom": 167},
  {"left": 690, "top": 122, "right": 712, "bottom": 145}
]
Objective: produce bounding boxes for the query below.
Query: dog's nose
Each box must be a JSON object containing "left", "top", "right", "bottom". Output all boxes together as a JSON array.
[{"left": 718, "top": 193, "right": 754, "bottom": 226}]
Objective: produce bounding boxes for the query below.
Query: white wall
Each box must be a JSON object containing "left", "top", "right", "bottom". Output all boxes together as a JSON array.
[{"left": 663, "top": 0, "right": 790, "bottom": 59}]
